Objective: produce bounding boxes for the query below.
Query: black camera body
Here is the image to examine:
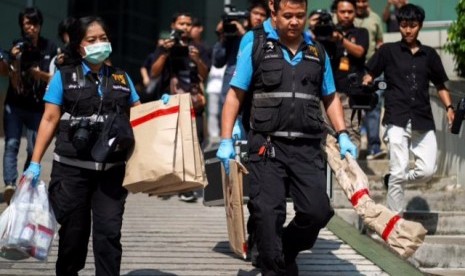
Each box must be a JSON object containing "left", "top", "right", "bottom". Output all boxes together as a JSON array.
[
  {"left": 313, "top": 10, "right": 339, "bottom": 41},
  {"left": 222, "top": 5, "right": 249, "bottom": 35},
  {"left": 451, "top": 98, "right": 465, "bottom": 134},
  {"left": 70, "top": 119, "right": 98, "bottom": 151},
  {"left": 169, "top": 29, "right": 189, "bottom": 58},
  {"left": 14, "top": 37, "right": 41, "bottom": 74},
  {"left": 347, "top": 73, "right": 386, "bottom": 111}
]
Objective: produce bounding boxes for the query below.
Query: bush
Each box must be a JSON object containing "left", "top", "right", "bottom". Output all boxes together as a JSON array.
[{"left": 445, "top": 0, "right": 465, "bottom": 77}]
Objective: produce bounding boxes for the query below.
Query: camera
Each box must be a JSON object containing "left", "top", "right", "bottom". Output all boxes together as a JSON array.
[
  {"left": 347, "top": 73, "right": 387, "bottom": 111},
  {"left": 222, "top": 5, "right": 249, "bottom": 35},
  {"left": 14, "top": 36, "right": 41, "bottom": 73},
  {"left": 70, "top": 119, "right": 97, "bottom": 151},
  {"left": 312, "top": 10, "right": 340, "bottom": 41},
  {"left": 169, "top": 29, "right": 189, "bottom": 58},
  {"left": 169, "top": 29, "right": 184, "bottom": 45},
  {"left": 451, "top": 98, "right": 465, "bottom": 134}
]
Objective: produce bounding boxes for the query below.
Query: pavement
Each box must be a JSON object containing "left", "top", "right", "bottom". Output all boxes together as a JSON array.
[{"left": 0, "top": 138, "right": 414, "bottom": 275}]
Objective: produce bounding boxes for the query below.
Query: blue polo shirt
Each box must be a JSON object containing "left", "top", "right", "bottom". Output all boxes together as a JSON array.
[
  {"left": 230, "top": 20, "right": 336, "bottom": 96},
  {"left": 44, "top": 62, "right": 140, "bottom": 105}
]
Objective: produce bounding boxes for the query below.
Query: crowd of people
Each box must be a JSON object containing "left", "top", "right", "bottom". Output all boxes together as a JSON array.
[{"left": 0, "top": 0, "right": 455, "bottom": 275}]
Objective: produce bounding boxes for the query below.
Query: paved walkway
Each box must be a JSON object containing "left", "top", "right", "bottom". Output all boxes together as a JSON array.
[
  {"left": 0, "top": 194, "right": 388, "bottom": 276},
  {"left": 0, "top": 138, "right": 389, "bottom": 275}
]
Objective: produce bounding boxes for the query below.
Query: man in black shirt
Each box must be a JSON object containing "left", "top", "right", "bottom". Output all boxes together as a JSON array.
[
  {"left": 151, "top": 12, "right": 211, "bottom": 202},
  {"left": 2, "top": 7, "right": 57, "bottom": 205},
  {"left": 318, "top": 0, "right": 368, "bottom": 148},
  {"left": 363, "top": 4, "right": 454, "bottom": 214}
]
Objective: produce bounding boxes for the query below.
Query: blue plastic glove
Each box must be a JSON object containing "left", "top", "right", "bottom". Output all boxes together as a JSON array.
[
  {"left": 216, "top": 139, "right": 236, "bottom": 175},
  {"left": 23, "top": 161, "right": 41, "bottom": 186},
  {"left": 338, "top": 133, "right": 358, "bottom": 159},
  {"left": 161, "top": 93, "right": 170, "bottom": 104},
  {"left": 232, "top": 119, "right": 245, "bottom": 141}
]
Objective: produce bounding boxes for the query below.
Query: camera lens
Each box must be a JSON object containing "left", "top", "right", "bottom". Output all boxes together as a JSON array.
[{"left": 72, "top": 119, "right": 91, "bottom": 151}]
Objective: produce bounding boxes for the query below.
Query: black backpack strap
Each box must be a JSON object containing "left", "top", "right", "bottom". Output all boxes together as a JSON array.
[
  {"left": 313, "top": 40, "right": 326, "bottom": 80},
  {"left": 251, "top": 25, "right": 266, "bottom": 72}
]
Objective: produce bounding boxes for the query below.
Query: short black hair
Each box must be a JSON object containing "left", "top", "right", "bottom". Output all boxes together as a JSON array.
[
  {"left": 249, "top": 0, "right": 271, "bottom": 17},
  {"left": 58, "top": 17, "right": 76, "bottom": 42},
  {"left": 192, "top": 17, "right": 202, "bottom": 27},
  {"left": 396, "top": 4, "right": 425, "bottom": 24},
  {"left": 332, "top": 0, "right": 356, "bottom": 10},
  {"left": 273, "top": 0, "right": 307, "bottom": 13},
  {"left": 18, "top": 7, "right": 43, "bottom": 36},
  {"left": 171, "top": 12, "right": 192, "bottom": 24}
]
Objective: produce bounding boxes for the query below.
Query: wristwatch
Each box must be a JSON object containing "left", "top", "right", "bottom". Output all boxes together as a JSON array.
[
  {"left": 335, "top": 129, "right": 349, "bottom": 139},
  {"left": 446, "top": 105, "right": 454, "bottom": 112}
]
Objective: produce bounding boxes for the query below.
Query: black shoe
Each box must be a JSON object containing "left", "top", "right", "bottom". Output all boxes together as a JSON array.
[
  {"left": 285, "top": 261, "right": 299, "bottom": 276},
  {"left": 3, "top": 184, "right": 15, "bottom": 205},
  {"left": 246, "top": 235, "right": 261, "bottom": 268},
  {"left": 179, "top": 191, "right": 197, "bottom": 203},
  {"left": 383, "top": 174, "right": 390, "bottom": 190}
]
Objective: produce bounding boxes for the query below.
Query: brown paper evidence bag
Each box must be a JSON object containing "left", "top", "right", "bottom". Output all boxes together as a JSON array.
[{"left": 122, "top": 94, "right": 207, "bottom": 195}]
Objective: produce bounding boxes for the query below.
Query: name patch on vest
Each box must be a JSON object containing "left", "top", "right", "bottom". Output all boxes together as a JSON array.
[
  {"left": 112, "top": 85, "right": 130, "bottom": 92},
  {"left": 304, "top": 55, "right": 320, "bottom": 63},
  {"left": 65, "top": 84, "right": 81, "bottom": 89}
]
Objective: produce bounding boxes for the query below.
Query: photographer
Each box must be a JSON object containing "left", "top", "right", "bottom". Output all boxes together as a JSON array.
[
  {"left": 49, "top": 16, "right": 76, "bottom": 73},
  {"left": 363, "top": 4, "right": 454, "bottom": 214},
  {"left": 151, "top": 12, "right": 211, "bottom": 202},
  {"left": 213, "top": 1, "right": 268, "bottom": 108},
  {"left": 2, "top": 7, "right": 57, "bottom": 205},
  {"left": 313, "top": 0, "right": 368, "bottom": 149}
]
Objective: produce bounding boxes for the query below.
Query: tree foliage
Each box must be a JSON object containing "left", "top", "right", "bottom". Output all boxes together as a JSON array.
[{"left": 445, "top": 0, "right": 465, "bottom": 77}]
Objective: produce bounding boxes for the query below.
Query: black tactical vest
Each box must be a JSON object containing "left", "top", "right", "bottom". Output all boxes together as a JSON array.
[
  {"left": 54, "top": 64, "right": 132, "bottom": 162},
  {"left": 250, "top": 40, "right": 326, "bottom": 139}
]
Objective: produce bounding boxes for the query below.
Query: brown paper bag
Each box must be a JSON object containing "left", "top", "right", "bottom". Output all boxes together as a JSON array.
[
  {"left": 123, "top": 96, "right": 180, "bottom": 192},
  {"left": 324, "top": 134, "right": 427, "bottom": 258},
  {"left": 221, "top": 160, "right": 249, "bottom": 260},
  {"left": 123, "top": 94, "right": 207, "bottom": 194}
]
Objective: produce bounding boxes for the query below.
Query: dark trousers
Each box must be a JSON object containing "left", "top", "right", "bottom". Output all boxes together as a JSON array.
[
  {"left": 247, "top": 133, "right": 334, "bottom": 275},
  {"left": 48, "top": 161, "right": 128, "bottom": 276}
]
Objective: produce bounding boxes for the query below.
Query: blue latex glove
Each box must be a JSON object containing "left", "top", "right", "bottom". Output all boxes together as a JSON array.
[
  {"left": 232, "top": 119, "right": 245, "bottom": 141},
  {"left": 23, "top": 161, "right": 41, "bottom": 186},
  {"left": 216, "top": 139, "right": 236, "bottom": 175},
  {"left": 338, "top": 133, "right": 358, "bottom": 159},
  {"left": 161, "top": 93, "right": 170, "bottom": 104}
]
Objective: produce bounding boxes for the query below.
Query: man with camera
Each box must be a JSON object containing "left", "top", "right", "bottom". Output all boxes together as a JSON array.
[
  {"left": 2, "top": 7, "right": 57, "bottom": 205},
  {"left": 354, "top": 0, "right": 386, "bottom": 160},
  {"left": 363, "top": 4, "right": 454, "bottom": 214},
  {"left": 313, "top": 0, "right": 368, "bottom": 149},
  {"left": 151, "top": 12, "right": 210, "bottom": 202},
  {"left": 213, "top": 1, "right": 269, "bottom": 109}
]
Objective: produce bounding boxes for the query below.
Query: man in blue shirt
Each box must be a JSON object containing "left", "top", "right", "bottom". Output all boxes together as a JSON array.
[{"left": 217, "top": 0, "right": 357, "bottom": 274}]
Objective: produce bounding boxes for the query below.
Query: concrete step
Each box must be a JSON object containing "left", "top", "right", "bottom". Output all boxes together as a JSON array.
[
  {"left": 335, "top": 209, "right": 465, "bottom": 269},
  {"left": 412, "top": 235, "right": 465, "bottom": 269},
  {"left": 331, "top": 189, "right": 465, "bottom": 212}
]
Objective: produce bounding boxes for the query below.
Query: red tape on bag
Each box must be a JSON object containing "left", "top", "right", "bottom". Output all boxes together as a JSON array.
[
  {"left": 382, "top": 215, "right": 402, "bottom": 241},
  {"left": 130, "top": 106, "right": 180, "bottom": 127},
  {"left": 350, "top": 188, "right": 369, "bottom": 206}
]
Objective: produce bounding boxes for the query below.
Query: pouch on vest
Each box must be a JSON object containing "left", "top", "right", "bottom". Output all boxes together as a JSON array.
[
  {"left": 252, "top": 97, "right": 282, "bottom": 132},
  {"left": 261, "top": 61, "right": 282, "bottom": 89},
  {"left": 91, "top": 112, "right": 134, "bottom": 162}
]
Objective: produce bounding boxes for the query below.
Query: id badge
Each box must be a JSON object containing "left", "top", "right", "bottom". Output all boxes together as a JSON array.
[{"left": 339, "top": 56, "right": 350, "bottom": 71}]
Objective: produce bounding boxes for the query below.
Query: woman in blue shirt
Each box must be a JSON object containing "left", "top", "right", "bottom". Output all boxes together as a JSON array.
[{"left": 23, "top": 16, "right": 140, "bottom": 276}]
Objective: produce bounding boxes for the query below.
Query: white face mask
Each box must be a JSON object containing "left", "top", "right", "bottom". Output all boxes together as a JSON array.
[{"left": 82, "top": 42, "right": 112, "bottom": 64}]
